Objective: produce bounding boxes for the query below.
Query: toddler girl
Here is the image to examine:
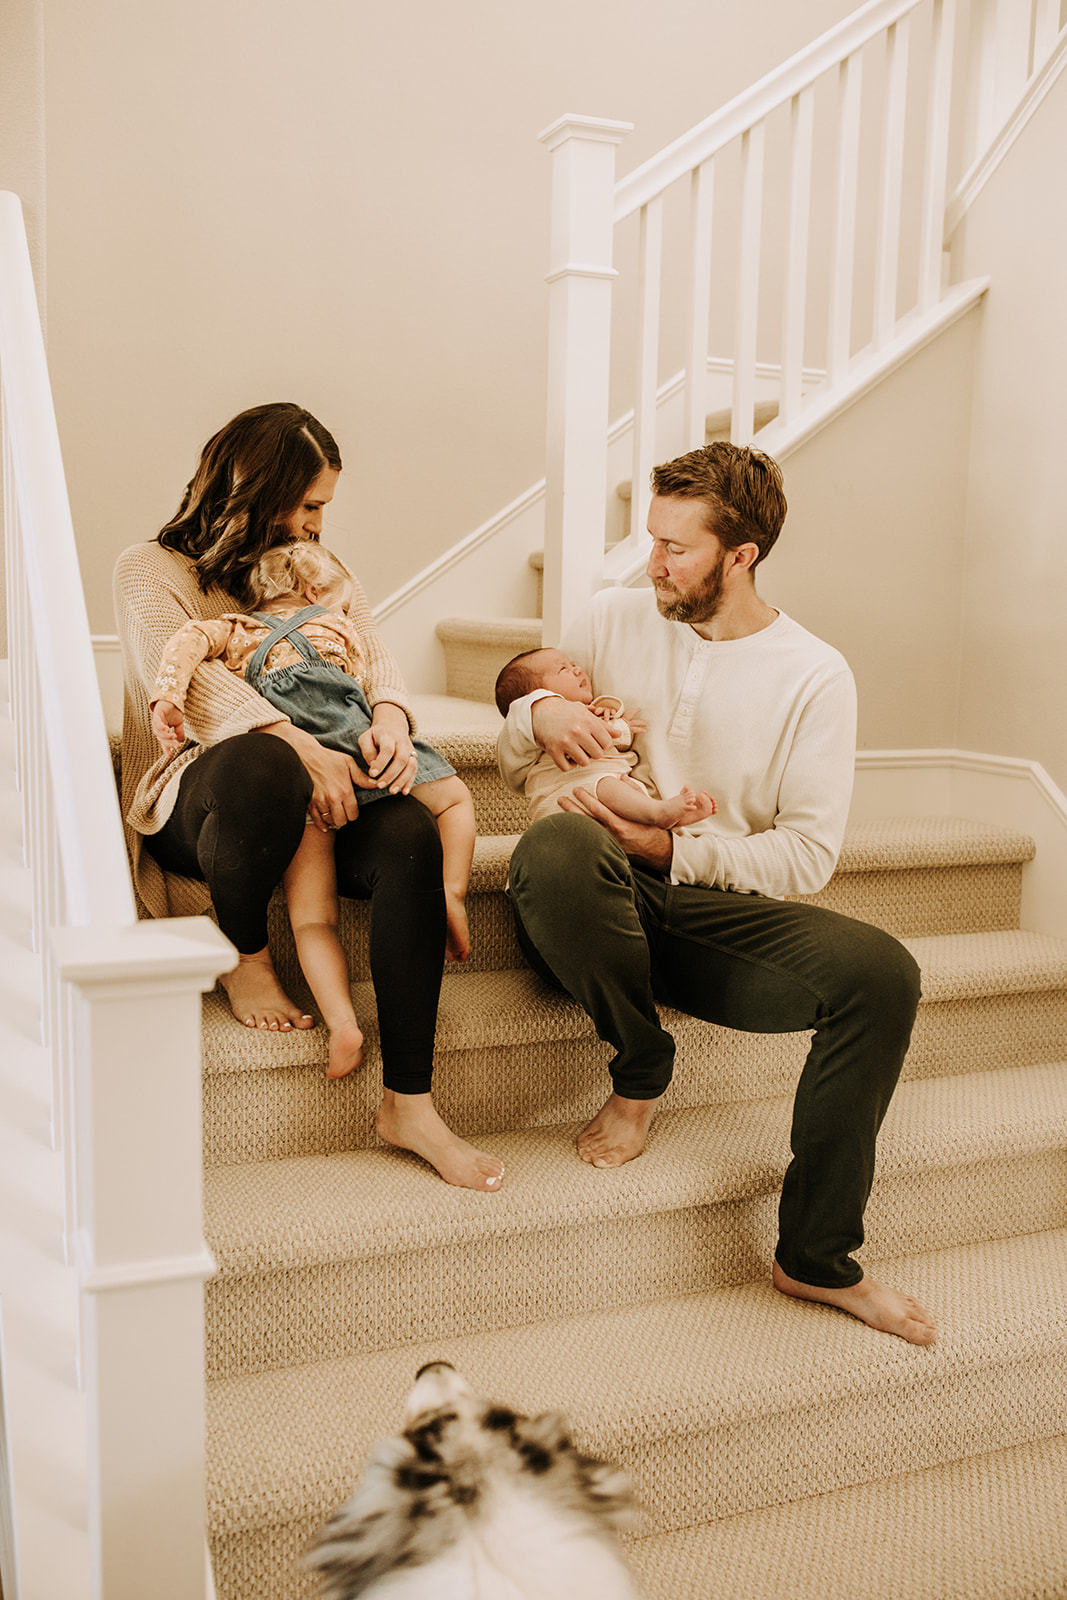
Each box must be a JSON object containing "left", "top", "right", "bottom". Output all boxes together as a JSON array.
[{"left": 152, "top": 541, "right": 476, "bottom": 1081}]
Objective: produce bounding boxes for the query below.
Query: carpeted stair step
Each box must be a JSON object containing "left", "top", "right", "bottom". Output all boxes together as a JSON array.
[
  {"left": 203, "top": 1061, "right": 1067, "bottom": 1378},
  {"left": 623, "top": 1430, "right": 1067, "bottom": 1599},
  {"left": 205, "top": 1228, "right": 1067, "bottom": 1600},
  {"left": 202, "top": 929, "right": 1067, "bottom": 1163},
  {"left": 434, "top": 617, "right": 542, "bottom": 705},
  {"left": 263, "top": 816, "right": 1036, "bottom": 991}
]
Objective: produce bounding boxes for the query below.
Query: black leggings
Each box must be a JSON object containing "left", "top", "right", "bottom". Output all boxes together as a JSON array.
[{"left": 145, "top": 732, "right": 446, "bottom": 1093}]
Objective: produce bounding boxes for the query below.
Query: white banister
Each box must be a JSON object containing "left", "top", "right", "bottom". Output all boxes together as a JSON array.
[
  {"left": 1, "top": 189, "right": 234, "bottom": 1600},
  {"left": 538, "top": 115, "right": 632, "bottom": 643},
  {"left": 918, "top": 0, "right": 957, "bottom": 310},
  {"left": 873, "top": 15, "right": 910, "bottom": 348},
  {"left": 827, "top": 52, "right": 863, "bottom": 386},
  {"left": 780, "top": 88, "right": 814, "bottom": 427},
  {"left": 630, "top": 198, "right": 663, "bottom": 562},
  {"left": 731, "top": 123, "right": 766, "bottom": 445},
  {"left": 613, "top": 0, "right": 920, "bottom": 222},
  {"left": 0, "top": 192, "right": 132, "bottom": 929},
  {"left": 542, "top": 0, "right": 1052, "bottom": 621},
  {"left": 683, "top": 162, "right": 715, "bottom": 448}
]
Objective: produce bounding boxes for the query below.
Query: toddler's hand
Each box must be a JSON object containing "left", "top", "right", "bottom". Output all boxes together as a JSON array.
[
  {"left": 151, "top": 699, "right": 186, "bottom": 751},
  {"left": 622, "top": 707, "right": 647, "bottom": 735}
]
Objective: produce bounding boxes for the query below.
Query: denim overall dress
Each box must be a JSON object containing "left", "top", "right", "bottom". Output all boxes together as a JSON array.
[{"left": 245, "top": 606, "right": 456, "bottom": 801}]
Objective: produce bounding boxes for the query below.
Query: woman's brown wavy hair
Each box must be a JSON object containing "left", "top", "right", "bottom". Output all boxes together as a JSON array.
[{"left": 157, "top": 402, "right": 342, "bottom": 608}]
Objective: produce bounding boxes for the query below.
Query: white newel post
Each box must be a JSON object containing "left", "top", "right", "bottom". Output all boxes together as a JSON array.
[
  {"left": 52, "top": 916, "right": 234, "bottom": 1600},
  {"left": 538, "top": 114, "right": 632, "bottom": 645}
]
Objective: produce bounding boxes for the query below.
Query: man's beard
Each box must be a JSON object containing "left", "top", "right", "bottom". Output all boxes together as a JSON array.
[{"left": 653, "top": 550, "right": 727, "bottom": 624}]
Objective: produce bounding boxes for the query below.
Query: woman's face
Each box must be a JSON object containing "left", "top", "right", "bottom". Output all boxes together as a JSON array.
[{"left": 275, "top": 465, "right": 339, "bottom": 542}]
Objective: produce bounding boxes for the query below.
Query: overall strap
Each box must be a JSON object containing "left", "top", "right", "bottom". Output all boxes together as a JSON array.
[{"left": 245, "top": 605, "right": 330, "bottom": 684}]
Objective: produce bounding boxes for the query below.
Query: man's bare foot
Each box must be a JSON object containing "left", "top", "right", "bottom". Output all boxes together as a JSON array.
[
  {"left": 772, "top": 1259, "right": 938, "bottom": 1345},
  {"left": 376, "top": 1091, "right": 504, "bottom": 1191},
  {"left": 651, "top": 785, "right": 717, "bottom": 831},
  {"left": 326, "top": 1019, "right": 364, "bottom": 1080},
  {"left": 219, "top": 949, "right": 315, "bottom": 1031},
  {"left": 576, "top": 1091, "right": 660, "bottom": 1168},
  {"left": 445, "top": 892, "right": 470, "bottom": 963}
]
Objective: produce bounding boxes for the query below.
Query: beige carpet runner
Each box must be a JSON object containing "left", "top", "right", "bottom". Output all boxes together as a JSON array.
[{"left": 200, "top": 700, "right": 1067, "bottom": 1599}]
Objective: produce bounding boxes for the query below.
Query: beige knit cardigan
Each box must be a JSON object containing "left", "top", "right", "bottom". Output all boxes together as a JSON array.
[{"left": 113, "top": 541, "right": 416, "bottom": 921}]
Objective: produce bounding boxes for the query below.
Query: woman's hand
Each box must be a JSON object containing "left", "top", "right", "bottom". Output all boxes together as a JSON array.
[
  {"left": 358, "top": 701, "right": 419, "bottom": 795},
  {"left": 263, "top": 720, "right": 375, "bottom": 831}
]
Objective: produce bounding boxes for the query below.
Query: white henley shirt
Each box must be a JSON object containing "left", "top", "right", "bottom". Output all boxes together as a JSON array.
[{"left": 496, "top": 586, "right": 857, "bottom": 899}]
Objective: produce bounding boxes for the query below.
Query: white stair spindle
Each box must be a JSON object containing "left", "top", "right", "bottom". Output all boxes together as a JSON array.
[
  {"left": 538, "top": 114, "right": 632, "bottom": 644},
  {"left": 918, "top": 0, "right": 958, "bottom": 312},
  {"left": 731, "top": 120, "right": 766, "bottom": 445},
  {"left": 780, "top": 86, "right": 814, "bottom": 428},
  {"left": 683, "top": 161, "right": 715, "bottom": 449},
  {"left": 828, "top": 51, "right": 863, "bottom": 386},
  {"left": 873, "top": 14, "right": 911, "bottom": 348},
  {"left": 631, "top": 196, "right": 663, "bottom": 556}
]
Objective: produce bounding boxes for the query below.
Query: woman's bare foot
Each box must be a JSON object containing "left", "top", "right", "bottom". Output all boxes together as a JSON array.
[
  {"left": 326, "top": 1019, "right": 364, "bottom": 1080},
  {"left": 445, "top": 892, "right": 470, "bottom": 963},
  {"left": 219, "top": 949, "right": 315, "bottom": 1031},
  {"left": 577, "top": 1091, "right": 660, "bottom": 1168},
  {"left": 376, "top": 1091, "right": 504, "bottom": 1190},
  {"left": 772, "top": 1259, "right": 938, "bottom": 1345}
]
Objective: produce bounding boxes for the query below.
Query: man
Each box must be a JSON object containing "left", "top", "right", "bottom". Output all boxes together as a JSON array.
[{"left": 498, "top": 442, "right": 936, "bottom": 1345}]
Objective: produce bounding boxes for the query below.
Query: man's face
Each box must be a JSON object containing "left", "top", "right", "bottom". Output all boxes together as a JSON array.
[{"left": 646, "top": 495, "right": 729, "bottom": 625}]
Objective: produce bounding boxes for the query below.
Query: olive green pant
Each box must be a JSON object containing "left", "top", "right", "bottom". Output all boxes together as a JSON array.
[{"left": 508, "top": 813, "right": 921, "bottom": 1288}]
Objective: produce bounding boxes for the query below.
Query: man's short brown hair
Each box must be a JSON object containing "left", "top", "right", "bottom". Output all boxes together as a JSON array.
[{"left": 650, "top": 441, "right": 786, "bottom": 566}]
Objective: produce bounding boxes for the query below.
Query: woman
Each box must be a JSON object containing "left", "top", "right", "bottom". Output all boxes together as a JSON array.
[{"left": 113, "top": 401, "right": 503, "bottom": 1192}]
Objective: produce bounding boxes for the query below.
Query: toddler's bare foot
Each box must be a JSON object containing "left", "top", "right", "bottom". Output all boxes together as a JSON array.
[
  {"left": 653, "top": 785, "right": 717, "bottom": 830},
  {"left": 577, "top": 1091, "right": 660, "bottom": 1168},
  {"left": 376, "top": 1092, "right": 504, "bottom": 1190},
  {"left": 219, "top": 949, "right": 315, "bottom": 1032},
  {"left": 772, "top": 1259, "right": 938, "bottom": 1345},
  {"left": 445, "top": 892, "right": 470, "bottom": 963},
  {"left": 326, "top": 1019, "right": 364, "bottom": 1080}
]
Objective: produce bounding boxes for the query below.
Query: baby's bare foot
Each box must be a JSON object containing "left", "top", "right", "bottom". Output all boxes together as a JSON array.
[
  {"left": 654, "top": 785, "right": 717, "bottom": 830},
  {"left": 326, "top": 1019, "right": 364, "bottom": 1080},
  {"left": 576, "top": 1091, "right": 660, "bottom": 1168},
  {"left": 219, "top": 950, "right": 315, "bottom": 1032},
  {"left": 376, "top": 1092, "right": 503, "bottom": 1190},
  {"left": 445, "top": 893, "right": 470, "bottom": 963},
  {"left": 772, "top": 1259, "right": 938, "bottom": 1345}
]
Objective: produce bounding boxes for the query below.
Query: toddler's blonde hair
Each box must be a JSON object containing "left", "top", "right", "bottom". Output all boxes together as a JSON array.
[{"left": 247, "top": 541, "right": 351, "bottom": 608}]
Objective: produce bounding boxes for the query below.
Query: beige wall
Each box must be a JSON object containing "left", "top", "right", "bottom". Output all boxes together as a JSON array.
[
  {"left": 755, "top": 310, "right": 978, "bottom": 753},
  {"left": 0, "top": 0, "right": 46, "bottom": 656},
  {"left": 39, "top": 0, "right": 858, "bottom": 634},
  {"left": 952, "top": 76, "right": 1067, "bottom": 793}
]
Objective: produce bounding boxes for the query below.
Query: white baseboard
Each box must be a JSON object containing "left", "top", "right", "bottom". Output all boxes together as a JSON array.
[{"left": 853, "top": 749, "right": 1067, "bottom": 940}]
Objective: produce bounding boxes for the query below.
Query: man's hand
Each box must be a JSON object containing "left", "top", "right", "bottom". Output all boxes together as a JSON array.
[
  {"left": 532, "top": 695, "right": 615, "bottom": 773},
  {"left": 558, "top": 786, "right": 674, "bottom": 874}
]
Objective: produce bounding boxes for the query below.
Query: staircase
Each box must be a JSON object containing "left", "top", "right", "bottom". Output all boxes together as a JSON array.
[{"left": 202, "top": 693, "right": 1067, "bottom": 1599}]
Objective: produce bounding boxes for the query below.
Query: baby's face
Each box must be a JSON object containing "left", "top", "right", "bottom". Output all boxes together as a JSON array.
[{"left": 535, "top": 649, "right": 592, "bottom": 703}]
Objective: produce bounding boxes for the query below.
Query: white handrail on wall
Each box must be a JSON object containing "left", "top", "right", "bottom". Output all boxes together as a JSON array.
[
  {"left": 0, "top": 189, "right": 232, "bottom": 1600},
  {"left": 538, "top": 0, "right": 1064, "bottom": 642}
]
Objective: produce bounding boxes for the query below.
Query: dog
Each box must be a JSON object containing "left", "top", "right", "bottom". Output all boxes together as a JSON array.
[{"left": 305, "top": 1362, "right": 639, "bottom": 1598}]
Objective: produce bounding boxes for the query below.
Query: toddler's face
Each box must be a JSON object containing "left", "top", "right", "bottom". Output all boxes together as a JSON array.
[{"left": 536, "top": 649, "right": 592, "bottom": 703}]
